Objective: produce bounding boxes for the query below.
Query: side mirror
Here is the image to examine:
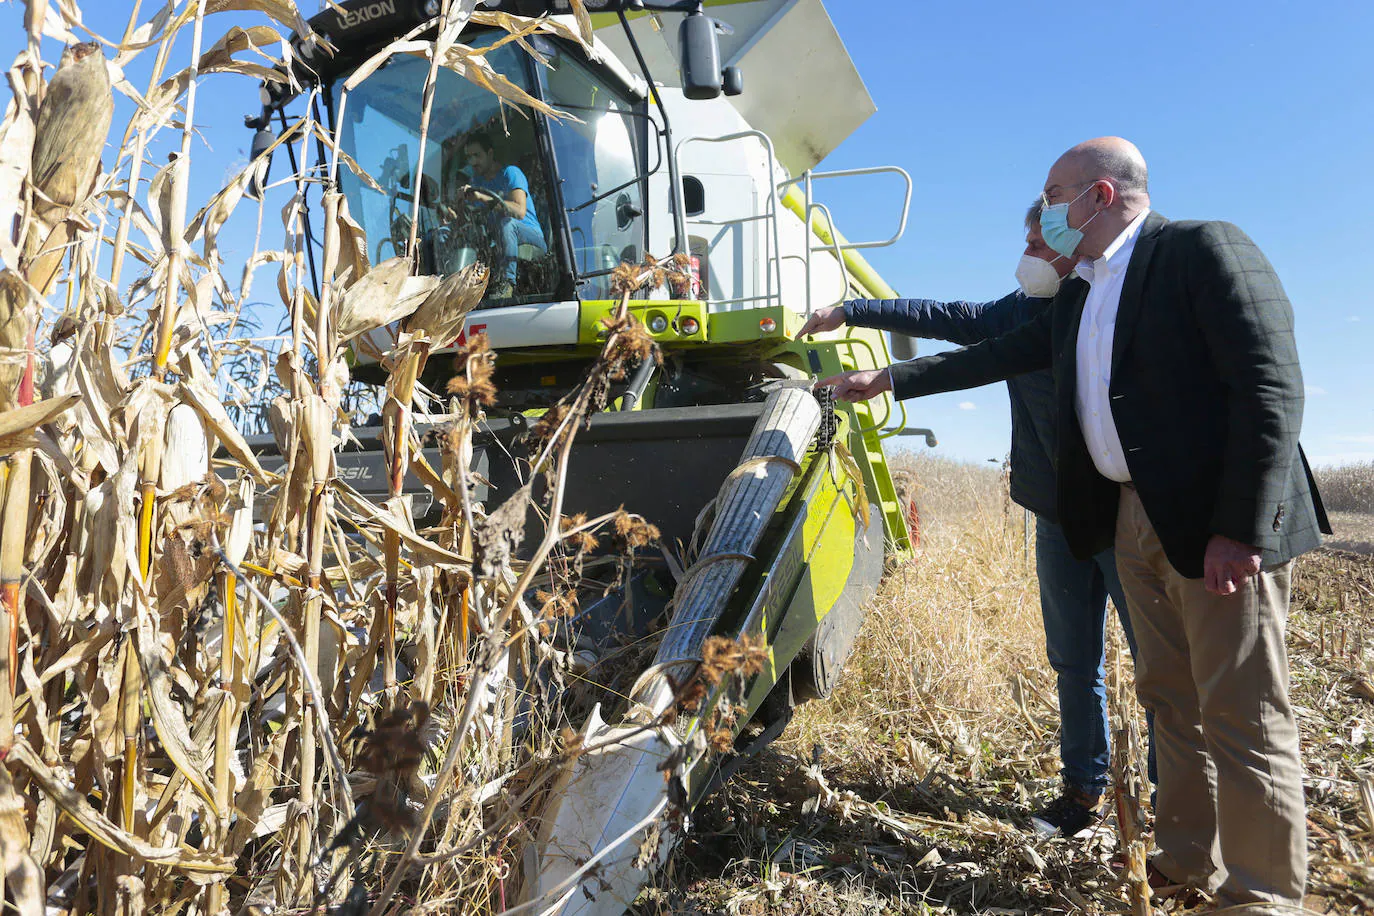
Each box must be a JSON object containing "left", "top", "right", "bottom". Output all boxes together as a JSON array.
[
  {"left": 615, "top": 193, "right": 642, "bottom": 230},
  {"left": 246, "top": 127, "right": 274, "bottom": 200},
  {"left": 722, "top": 66, "right": 744, "bottom": 97},
  {"left": 679, "top": 8, "right": 722, "bottom": 100}
]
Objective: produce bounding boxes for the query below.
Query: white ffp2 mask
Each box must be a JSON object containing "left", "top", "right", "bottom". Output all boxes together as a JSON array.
[{"left": 1015, "top": 254, "right": 1064, "bottom": 298}]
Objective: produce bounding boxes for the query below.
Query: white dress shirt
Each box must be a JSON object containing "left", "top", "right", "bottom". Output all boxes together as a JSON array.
[{"left": 1073, "top": 209, "right": 1151, "bottom": 483}]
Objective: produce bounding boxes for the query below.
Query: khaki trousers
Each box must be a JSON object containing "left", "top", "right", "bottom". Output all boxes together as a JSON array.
[{"left": 1114, "top": 488, "right": 1306, "bottom": 907}]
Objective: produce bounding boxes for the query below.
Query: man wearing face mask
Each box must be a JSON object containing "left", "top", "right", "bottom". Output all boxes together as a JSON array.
[
  {"left": 797, "top": 204, "right": 1150, "bottom": 841},
  {"left": 822, "top": 138, "right": 1329, "bottom": 911}
]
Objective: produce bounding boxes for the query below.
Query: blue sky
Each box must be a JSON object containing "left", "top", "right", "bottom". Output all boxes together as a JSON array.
[{"left": 3, "top": 1, "right": 1370, "bottom": 466}]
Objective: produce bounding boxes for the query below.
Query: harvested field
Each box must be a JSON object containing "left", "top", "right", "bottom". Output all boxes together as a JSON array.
[{"left": 654, "top": 454, "right": 1374, "bottom": 914}]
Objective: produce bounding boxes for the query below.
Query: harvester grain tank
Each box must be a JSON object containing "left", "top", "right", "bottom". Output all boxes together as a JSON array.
[{"left": 244, "top": 1, "right": 929, "bottom": 911}]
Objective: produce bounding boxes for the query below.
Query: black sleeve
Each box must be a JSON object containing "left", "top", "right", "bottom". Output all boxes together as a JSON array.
[
  {"left": 886, "top": 306, "right": 1054, "bottom": 400},
  {"left": 1188, "top": 221, "right": 1304, "bottom": 552}
]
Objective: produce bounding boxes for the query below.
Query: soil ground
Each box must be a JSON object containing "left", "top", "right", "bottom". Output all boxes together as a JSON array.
[{"left": 641, "top": 456, "right": 1374, "bottom": 915}]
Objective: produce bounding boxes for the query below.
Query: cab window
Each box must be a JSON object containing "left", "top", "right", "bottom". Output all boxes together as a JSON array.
[
  {"left": 335, "top": 33, "right": 558, "bottom": 304},
  {"left": 537, "top": 42, "right": 648, "bottom": 300}
]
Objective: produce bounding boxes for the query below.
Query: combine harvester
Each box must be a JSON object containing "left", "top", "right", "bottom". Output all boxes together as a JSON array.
[{"left": 245, "top": 1, "right": 935, "bottom": 911}]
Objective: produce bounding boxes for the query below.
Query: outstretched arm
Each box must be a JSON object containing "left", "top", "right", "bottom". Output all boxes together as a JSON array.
[
  {"left": 796, "top": 292, "right": 1029, "bottom": 344},
  {"left": 822, "top": 308, "right": 1054, "bottom": 402}
]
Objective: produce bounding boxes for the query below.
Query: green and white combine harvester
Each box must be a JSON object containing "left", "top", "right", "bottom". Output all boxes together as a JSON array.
[{"left": 247, "top": 0, "right": 935, "bottom": 911}]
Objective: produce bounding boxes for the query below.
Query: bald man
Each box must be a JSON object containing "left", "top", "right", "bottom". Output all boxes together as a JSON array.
[{"left": 826, "top": 138, "right": 1329, "bottom": 910}]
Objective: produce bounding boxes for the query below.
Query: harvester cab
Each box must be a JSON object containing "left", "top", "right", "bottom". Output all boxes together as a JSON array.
[{"left": 244, "top": 1, "right": 924, "bottom": 911}]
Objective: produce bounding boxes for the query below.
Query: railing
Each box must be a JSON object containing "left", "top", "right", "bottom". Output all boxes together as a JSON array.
[
  {"left": 777, "top": 165, "right": 912, "bottom": 317},
  {"left": 671, "top": 130, "right": 785, "bottom": 309}
]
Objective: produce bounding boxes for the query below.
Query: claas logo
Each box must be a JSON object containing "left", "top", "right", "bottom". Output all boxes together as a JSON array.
[{"left": 453, "top": 322, "right": 488, "bottom": 348}]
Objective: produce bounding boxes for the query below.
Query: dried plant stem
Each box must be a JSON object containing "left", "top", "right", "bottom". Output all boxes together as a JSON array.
[
  {"left": 383, "top": 342, "right": 427, "bottom": 699},
  {"left": 208, "top": 569, "right": 238, "bottom": 914},
  {"left": 405, "top": 0, "right": 455, "bottom": 260},
  {"left": 0, "top": 455, "right": 29, "bottom": 740}
]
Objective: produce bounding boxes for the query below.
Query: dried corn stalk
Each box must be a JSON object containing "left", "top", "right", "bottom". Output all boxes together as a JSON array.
[{"left": 0, "top": 4, "right": 708, "bottom": 915}]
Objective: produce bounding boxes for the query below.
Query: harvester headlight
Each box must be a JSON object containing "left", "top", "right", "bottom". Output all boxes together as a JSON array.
[
  {"left": 679, "top": 316, "right": 700, "bottom": 336},
  {"left": 647, "top": 314, "right": 668, "bottom": 334},
  {"left": 759, "top": 317, "right": 777, "bottom": 334}
]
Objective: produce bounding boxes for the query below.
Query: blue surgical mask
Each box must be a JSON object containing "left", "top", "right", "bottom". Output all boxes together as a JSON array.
[{"left": 1039, "top": 183, "right": 1101, "bottom": 258}]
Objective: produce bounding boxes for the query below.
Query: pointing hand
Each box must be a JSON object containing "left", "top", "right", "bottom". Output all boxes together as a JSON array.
[{"left": 794, "top": 305, "right": 846, "bottom": 339}]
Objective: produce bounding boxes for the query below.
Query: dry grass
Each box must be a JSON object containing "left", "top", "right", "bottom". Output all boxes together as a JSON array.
[{"left": 655, "top": 453, "right": 1374, "bottom": 915}]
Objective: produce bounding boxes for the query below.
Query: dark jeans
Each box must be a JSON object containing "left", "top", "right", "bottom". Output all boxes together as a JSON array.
[
  {"left": 497, "top": 217, "right": 546, "bottom": 283},
  {"left": 1036, "top": 515, "right": 1156, "bottom": 794}
]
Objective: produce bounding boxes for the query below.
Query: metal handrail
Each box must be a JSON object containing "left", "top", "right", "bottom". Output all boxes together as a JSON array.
[
  {"left": 837, "top": 335, "right": 893, "bottom": 434},
  {"left": 672, "top": 130, "right": 785, "bottom": 312},
  {"left": 805, "top": 201, "right": 851, "bottom": 316},
  {"left": 779, "top": 165, "right": 913, "bottom": 251}
]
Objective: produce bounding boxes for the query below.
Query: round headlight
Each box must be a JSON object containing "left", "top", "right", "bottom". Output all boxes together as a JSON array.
[
  {"left": 648, "top": 314, "right": 668, "bottom": 334},
  {"left": 679, "top": 316, "right": 701, "bottom": 336}
]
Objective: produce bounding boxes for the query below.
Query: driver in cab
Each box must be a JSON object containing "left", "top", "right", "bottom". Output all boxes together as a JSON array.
[{"left": 457, "top": 129, "right": 546, "bottom": 299}]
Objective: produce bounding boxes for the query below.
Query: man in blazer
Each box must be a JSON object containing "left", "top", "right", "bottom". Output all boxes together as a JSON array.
[{"left": 824, "top": 138, "right": 1328, "bottom": 909}]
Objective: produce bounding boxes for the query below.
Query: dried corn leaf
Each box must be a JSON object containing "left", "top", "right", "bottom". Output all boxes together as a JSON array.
[
  {"left": 0, "top": 63, "right": 36, "bottom": 267},
  {"left": 335, "top": 485, "right": 469, "bottom": 567},
  {"left": 334, "top": 256, "right": 432, "bottom": 345},
  {"left": 0, "top": 394, "right": 79, "bottom": 458},
  {"left": 177, "top": 372, "right": 270, "bottom": 483},
  {"left": 132, "top": 589, "right": 217, "bottom": 812},
  {"left": 7, "top": 741, "right": 233, "bottom": 878},
  {"left": 0, "top": 763, "right": 43, "bottom": 916},
  {"left": 569, "top": 0, "right": 594, "bottom": 45},
  {"left": 402, "top": 260, "right": 489, "bottom": 346},
  {"left": 197, "top": 25, "right": 289, "bottom": 84}
]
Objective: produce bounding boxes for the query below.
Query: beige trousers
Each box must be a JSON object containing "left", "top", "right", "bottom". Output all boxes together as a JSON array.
[{"left": 1114, "top": 488, "right": 1306, "bottom": 908}]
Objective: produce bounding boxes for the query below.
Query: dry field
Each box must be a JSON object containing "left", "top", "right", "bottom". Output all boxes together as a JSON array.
[
  {"left": 1316, "top": 462, "right": 1374, "bottom": 555},
  {"left": 651, "top": 454, "right": 1374, "bottom": 915}
]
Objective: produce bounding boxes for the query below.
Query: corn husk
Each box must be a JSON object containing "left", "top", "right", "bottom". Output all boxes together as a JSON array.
[
  {"left": 401, "top": 260, "right": 490, "bottom": 346},
  {"left": 333, "top": 257, "right": 435, "bottom": 345}
]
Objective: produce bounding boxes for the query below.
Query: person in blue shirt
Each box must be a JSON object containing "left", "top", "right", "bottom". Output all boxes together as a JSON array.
[
  {"left": 459, "top": 129, "right": 546, "bottom": 298},
  {"left": 798, "top": 202, "right": 1155, "bottom": 839}
]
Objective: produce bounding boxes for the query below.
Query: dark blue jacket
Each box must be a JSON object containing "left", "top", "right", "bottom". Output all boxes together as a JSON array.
[{"left": 845, "top": 293, "right": 1059, "bottom": 520}]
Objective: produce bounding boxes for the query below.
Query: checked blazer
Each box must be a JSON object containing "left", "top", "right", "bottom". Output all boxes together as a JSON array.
[{"left": 888, "top": 211, "right": 1330, "bottom": 578}]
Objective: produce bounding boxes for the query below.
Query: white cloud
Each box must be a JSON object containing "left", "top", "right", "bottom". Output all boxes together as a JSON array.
[
  {"left": 958, "top": 401, "right": 977, "bottom": 411},
  {"left": 1306, "top": 385, "right": 1328, "bottom": 395},
  {"left": 1335, "top": 434, "right": 1374, "bottom": 444},
  {"left": 1349, "top": 316, "right": 1362, "bottom": 323}
]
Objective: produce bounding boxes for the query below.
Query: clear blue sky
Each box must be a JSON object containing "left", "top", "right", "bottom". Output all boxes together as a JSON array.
[{"left": 3, "top": 1, "right": 1370, "bottom": 466}]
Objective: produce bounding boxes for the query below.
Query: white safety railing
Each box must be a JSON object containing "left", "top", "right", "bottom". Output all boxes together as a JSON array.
[
  {"left": 671, "top": 130, "right": 785, "bottom": 310},
  {"left": 777, "top": 165, "right": 913, "bottom": 318}
]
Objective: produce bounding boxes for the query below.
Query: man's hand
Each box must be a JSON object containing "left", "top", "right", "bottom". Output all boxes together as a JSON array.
[
  {"left": 794, "top": 305, "right": 846, "bottom": 339},
  {"left": 1203, "top": 534, "right": 1262, "bottom": 596},
  {"left": 819, "top": 368, "right": 891, "bottom": 403}
]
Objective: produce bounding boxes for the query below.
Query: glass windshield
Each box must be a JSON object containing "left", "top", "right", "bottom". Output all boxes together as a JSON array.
[
  {"left": 537, "top": 40, "right": 648, "bottom": 300},
  {"left": 335, "top": 33, "right": 558, "bottom": 304}
]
